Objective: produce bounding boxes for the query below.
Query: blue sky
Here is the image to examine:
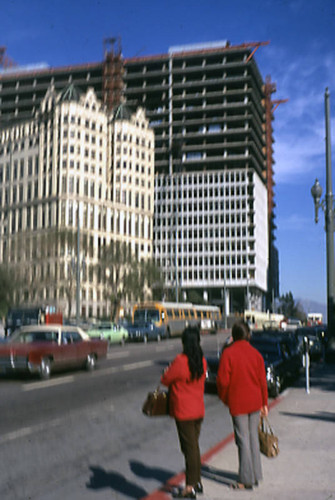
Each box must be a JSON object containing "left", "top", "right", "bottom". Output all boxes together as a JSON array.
[{"left": 2, "top": 0, "right": 335, "bottom": 307}]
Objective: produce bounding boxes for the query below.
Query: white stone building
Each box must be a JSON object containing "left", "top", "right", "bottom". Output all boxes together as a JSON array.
[{"left": 0, "top": 85, "right": 154, "bottom": 319}]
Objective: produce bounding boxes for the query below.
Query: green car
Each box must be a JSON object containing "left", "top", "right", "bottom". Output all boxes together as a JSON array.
[{"left": 87, "top": 322, "right": 128, "bottom": 345}]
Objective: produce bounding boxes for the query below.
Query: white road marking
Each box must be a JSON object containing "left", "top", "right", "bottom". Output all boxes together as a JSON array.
[
  {"left": 95, "top": 359, "right": 154, "bottom": 377},
  {"left": 122, "top": 360, "right": 153, "bottom": 371},
  {"left": 0, "top": 401, "right": 116, "bottom": 446},
  {"left": 22, "top": 375, "right": 75, "bottom": 392},
  {"left": 107, "top": 350, "right": 129, "bottom": 360},
  {"left": 0, "top": 416, "right": 64, "bottom": 445},
  {"left": 155, "top": 344, "right": 176, "bottom": 352}
]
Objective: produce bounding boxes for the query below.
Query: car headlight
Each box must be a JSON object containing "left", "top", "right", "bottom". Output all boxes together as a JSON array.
[{"left": 266, "top": 366, "right": 274, "bottom": 382}]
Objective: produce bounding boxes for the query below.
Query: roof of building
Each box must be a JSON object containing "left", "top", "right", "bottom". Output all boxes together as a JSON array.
[
  {"left": 112, "top": 102, "right": 133, "bottom": 121},
  {"left": 58, "top": 83, "right": 83, "bottom": 103}
]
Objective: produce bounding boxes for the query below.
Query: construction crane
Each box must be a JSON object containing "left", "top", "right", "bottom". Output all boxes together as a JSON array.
[{"left": 0, "top": 46, "right": 17, "bottom": 69}]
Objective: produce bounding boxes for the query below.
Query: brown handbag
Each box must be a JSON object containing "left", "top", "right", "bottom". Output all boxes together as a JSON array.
[
  {"left": 258, "top": 416, "right": 279, "bottom": 458},
  {"left": 142, "top": 386, "right": 169, "bottom": 417}
]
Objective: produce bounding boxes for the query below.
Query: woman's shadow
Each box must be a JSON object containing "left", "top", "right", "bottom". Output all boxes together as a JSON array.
[
  {"left": 201, "top": 464, "right": 238, "bottom": 487},
  {"left": 86, "top": 465, "right": 147, "bottom": 499}
]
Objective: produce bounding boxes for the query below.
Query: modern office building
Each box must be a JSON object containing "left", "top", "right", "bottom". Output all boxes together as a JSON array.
[
  {"left": 0, "top": 39, "right": 280, "bottom": 314},
  {"left": 0, "top": 82, "right": 154, "bottom": 318},
  {"left": 124, "top": 41, "right": 277, "bottom": 312}
]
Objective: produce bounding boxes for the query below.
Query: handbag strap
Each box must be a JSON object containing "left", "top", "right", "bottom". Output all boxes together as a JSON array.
[{"left": 261, "top": 415, "right": 276, "bottom": 435}]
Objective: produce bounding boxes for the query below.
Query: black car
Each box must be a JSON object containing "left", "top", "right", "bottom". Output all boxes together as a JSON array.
[
  {"left": 205, "top": 332, "right": 302, "bottom": 398},
  {"left": 296, "top": 327, "right": 323, "bottom": 361},
  {"left": 250, "top": 333, "right": 302, "bottom": 397}
]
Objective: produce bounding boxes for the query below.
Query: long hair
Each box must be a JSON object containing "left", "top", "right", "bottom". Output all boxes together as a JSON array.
[
  {"left": 182, "top": 326, "right": 204, "bottom": 380},
  {"left": 232, "top": 320, "right": 250, "bottom": 342}
]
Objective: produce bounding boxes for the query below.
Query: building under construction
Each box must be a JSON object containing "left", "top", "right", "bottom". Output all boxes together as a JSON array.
[{"left": 0, "top": 39, "right": 281, "bottom": 314}]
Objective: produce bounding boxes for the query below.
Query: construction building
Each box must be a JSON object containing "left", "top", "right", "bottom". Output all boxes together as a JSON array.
[{"left": 0, "top": 39, "right": 281, "bottom": 315}]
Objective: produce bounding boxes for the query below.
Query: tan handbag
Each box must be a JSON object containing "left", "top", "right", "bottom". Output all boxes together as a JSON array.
[
  {"left": 142, "top": 386, "right": 169, "bottom": 417},
  {"left": 258, "top": 416, "right": 279, "bottom": 458}
]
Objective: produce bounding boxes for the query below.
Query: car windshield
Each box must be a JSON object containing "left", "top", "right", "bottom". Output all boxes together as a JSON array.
[
  {"left": 97, "top": 323, "right": 112, "bottom": 330},
  {"left": 251, "top": 341, "right": 281, "bottom": 362},
  {"left": 134, "top": 309, "right": 160, "bottom": 323},
  {"left": 9, "top": 330, "right": 58, "bottom": 344}
]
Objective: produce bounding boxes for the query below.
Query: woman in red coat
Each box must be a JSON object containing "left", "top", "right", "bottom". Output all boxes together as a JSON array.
[
  {"left": 161, "top": 326, "right": 207, "bottom": 499},
  {"left": 217, "top": 320, "right": 268, "bottom": 490}
]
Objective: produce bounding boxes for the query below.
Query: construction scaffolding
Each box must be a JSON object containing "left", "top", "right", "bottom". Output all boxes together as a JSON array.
[{"left": 102, "top": 37, "right": 124, "bottom": 111}]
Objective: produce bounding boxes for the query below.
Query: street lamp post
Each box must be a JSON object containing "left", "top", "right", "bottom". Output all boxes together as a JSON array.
[
  {"left": 311, "top": 88, "right": 335, "bottom": 338},
  {"left": 76, "top": 206, "right": 80, "bottom": 324}
]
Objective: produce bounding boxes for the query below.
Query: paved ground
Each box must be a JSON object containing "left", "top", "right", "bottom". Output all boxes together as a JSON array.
[{"left": 144, "top": 361, "right": 335, "bottom": 500}]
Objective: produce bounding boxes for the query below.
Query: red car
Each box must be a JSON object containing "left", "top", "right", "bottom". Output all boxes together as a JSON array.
[{"left": 0, "top": 325, "right": 108, "bottom": 379}]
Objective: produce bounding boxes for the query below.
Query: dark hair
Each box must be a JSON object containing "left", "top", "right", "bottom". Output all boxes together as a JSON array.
[
  {"left": 232, "top": 320, "right": 250, "bottom": 342},
  {"left": 182, "top": 326, "right": 204, "bottom": 380}
]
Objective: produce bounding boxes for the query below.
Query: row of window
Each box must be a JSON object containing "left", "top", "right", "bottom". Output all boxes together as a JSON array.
[
  {"left": 155, "top": 235, "right": 253, "bottom": 255},
  {"left": 155, "top": 170, "right": 248, "bottom": 186},
  {"left": 62, "top": 114, "right": 104, "bottom": 132},
  {"left": 164, "top": 267, "right": 255, "bottom": 282},
  {"left": 115, "top": 134, "right": 151, "bottom": 148},
  {"left": 154, "top": 199, "right": 249, "bottom": 213},
  {"left": 114, "top": 189, "right": 151, "bottom": 210},
  {"left": 3, "top": 202, "right": 152, "bottom": 239},
  {"left": 156, "top": 185, "right": 247, "bottom": 199},
  {"left": 155, "top": 212, "right": 248, "bottom": 226},
  {"left": 0, "top": 156, "right": 38, "bottom": 182}
]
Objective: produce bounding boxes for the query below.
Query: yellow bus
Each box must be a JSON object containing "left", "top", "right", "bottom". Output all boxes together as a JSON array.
[{"left": 132, "top": 301, "right": 221, "bottom": 338}]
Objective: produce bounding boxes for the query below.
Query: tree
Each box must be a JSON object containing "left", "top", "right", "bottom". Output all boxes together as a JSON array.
[
  {"left": 0, "top": 264, "right": 16, "bottom": 318},
  {"left": 278, "top": 291, "right": 306, "bottom": 322},
  {"left": 98, "top": 240, "right": 163, "bottom": 321}
]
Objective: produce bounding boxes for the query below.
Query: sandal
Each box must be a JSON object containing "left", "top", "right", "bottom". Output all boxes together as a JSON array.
[
  {"left": 194, "top": 482, "right": 203, "bottom": 494},
  {"left": 172, "top": 487, "right": 196, "bottom": 498},
  {"left": 230, "top": 483, "right": 253, "bottom": 490}
]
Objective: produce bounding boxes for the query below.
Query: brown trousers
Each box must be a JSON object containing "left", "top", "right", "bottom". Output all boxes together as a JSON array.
[{"left": 175, "top": 418, "right": 203, "bottom": 486}]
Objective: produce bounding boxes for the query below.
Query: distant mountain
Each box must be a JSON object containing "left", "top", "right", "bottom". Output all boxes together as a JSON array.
[{"left": 297, "top": 298, "right": 327, "bottom": 322}]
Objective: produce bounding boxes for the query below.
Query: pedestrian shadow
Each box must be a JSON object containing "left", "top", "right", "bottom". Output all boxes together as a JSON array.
[
  {"left": 86, "top": 465, "right": 147, "bottom": 498},
  {"left": 280, "top": 411, "right": 335, "bottom": 423},
  {"left": 129, "top": 459, "right": 174, "bottom": 483},
  {"left": 201, "top": 464, "right": 238, "bottom": 487}
]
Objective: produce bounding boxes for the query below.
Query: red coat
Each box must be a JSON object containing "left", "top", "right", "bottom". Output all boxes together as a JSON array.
[
  {"left": 161, "top": 353, "right": 207, "bottom": 421},
  {"left": 217, "top": 340, "right": 268, "bottom": 417}
]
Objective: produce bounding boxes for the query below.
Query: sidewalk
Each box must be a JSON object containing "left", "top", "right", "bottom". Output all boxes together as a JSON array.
[{"left": 146, "top": 362, "right": 335, "bottom": 500}]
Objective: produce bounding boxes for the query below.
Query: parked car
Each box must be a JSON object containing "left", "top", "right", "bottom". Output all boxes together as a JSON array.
[
  {"left": 205, "top": 331, "right": 302, "bottom": 398},
  {"left": 296, "top": 326, "right": 323, "bottom": 361},
  {"left": 0, "top": 325, "right": 108, "bottom": 380},
  {"left": 125, "top": 321, "right": 166, "bottom": 342},
  {"left": 87, "top": 322, "right": 128, "bottom": 345},
  {"left": 250, "top": 333, "right": 302, "bottom": 397}
]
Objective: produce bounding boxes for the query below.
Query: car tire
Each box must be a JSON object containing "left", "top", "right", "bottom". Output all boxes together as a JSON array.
[
  {"left": 39, "top": 357, "right": 51, "bottom": 380},
  {"left": 86, "top": 353, "right": 96, "bottom": 371}
]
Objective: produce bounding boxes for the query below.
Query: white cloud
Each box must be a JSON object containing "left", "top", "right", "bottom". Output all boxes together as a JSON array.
[{"left": 262, "top": 46, "right": 335, "bottom": 185}]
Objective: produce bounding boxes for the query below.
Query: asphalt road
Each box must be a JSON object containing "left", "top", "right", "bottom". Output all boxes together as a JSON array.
[{"left": 0, "top": 333, "right": 232, "bottom": 500}]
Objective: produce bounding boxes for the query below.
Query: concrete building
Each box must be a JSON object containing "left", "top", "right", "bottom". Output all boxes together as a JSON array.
[
  {"left": 0, "top": 39, "right": 280, "bottom": 314},
  {"left": 124, "top": 41, "right": 275, "bottom": 312},
  {"left": 0, "top": 84, "right": 154, "bottom": 318}
]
